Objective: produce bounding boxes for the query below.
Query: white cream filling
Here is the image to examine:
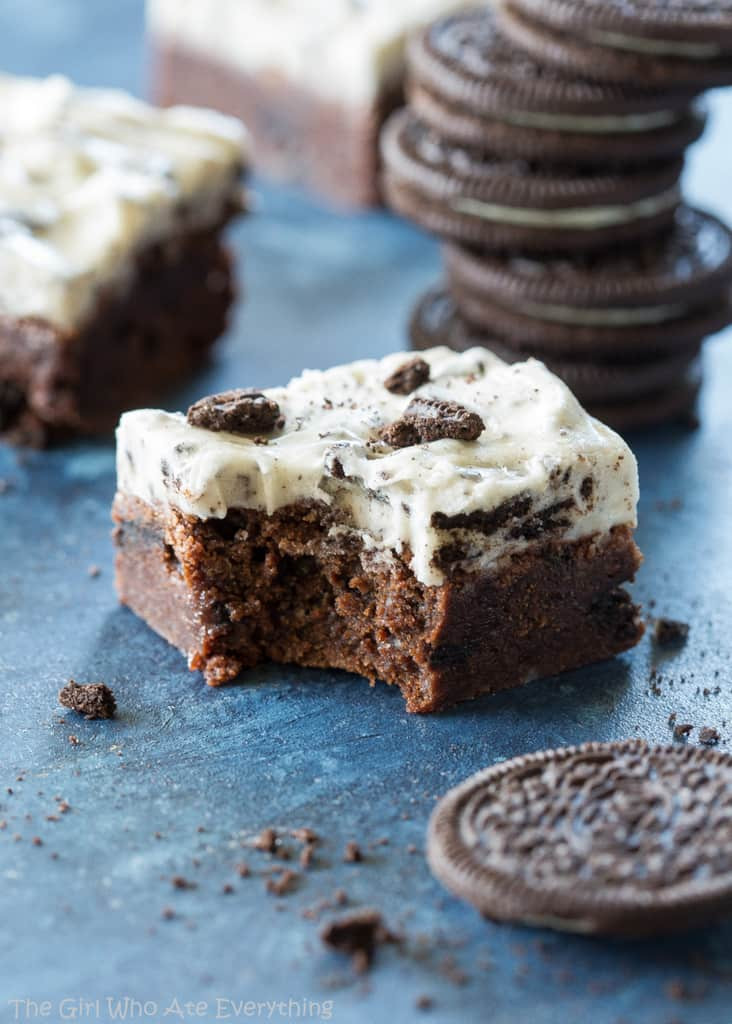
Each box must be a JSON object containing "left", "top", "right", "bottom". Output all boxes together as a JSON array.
[
  {"left": 499, "top": 108, "right": 682, "bottom": 135},
  {"left": 450, "top": 186, "right": 680, "bottom": 230},
  {"left": 518, "top": 299, "right": 689, "bottom": 327},
  {"left": 587, "top": 29, "right": 723, "bottom": 59},
  {"left": 116, "top": 347, "right": 639, "bottom": 588},
  {"left": 0, "top": 73, "right": 247, "bottom": 331}
]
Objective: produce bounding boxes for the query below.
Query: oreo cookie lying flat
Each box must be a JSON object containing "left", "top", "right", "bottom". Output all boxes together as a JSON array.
[
  {"left": 445, "top": 206, "right": 732, "bottom": 358},
  {"left": 410, "top": 287, "right": 702, "bottom": 431},
  {"left": 408, "top": 8, "right": 706, "bottom": 165},
  {"left": 499, "top": 0, "right": 732, "bottom": 89},
  {"left": 380, "top": 109, "right": 683, "bottom": 252},
  {"left": 428, "top": 741, "right": 732, "bottom": 937}
]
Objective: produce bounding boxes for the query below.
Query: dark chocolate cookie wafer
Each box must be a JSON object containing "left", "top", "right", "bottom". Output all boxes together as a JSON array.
[
  {"left": 380, "top": 109, "right": 683, "bottom": 252},
  {"left": 428, "top": 740, "right": 732, "bottom": 936},
  {"left": 445, "top": 206, "right": 732, "bottom": 358},
  {"left": 408, "top": 8, "right": 706, "bottom": 165},
  {"left": 499, "top": 0, "right": 732, "bottom": 89},
  {"left": 410, "top": 287, "right": 702, "bottom": 431}
]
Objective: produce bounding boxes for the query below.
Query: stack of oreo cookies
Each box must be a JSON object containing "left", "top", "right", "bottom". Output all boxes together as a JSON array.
[{"left": 380, "top": 4, "right": 732, "bottom": 430}]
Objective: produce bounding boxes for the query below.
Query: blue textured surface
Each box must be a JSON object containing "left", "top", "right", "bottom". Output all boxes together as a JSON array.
[{"left": 2, "top": 3, "right": 732, "bottom": 1022}]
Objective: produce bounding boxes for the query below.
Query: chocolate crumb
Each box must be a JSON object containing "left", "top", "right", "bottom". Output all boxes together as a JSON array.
[
  {"left": 416, "top": 995, "right": 434, "bottom": 1012},
  {"left": 266, "top": 869, "right": 299, "bottom": 896},
  {"left": 58, "top": 680, "right": 116, "bottom": 720},
  {"left": 291, "top": 827, "right": 319, "bottom": 845},
  {"left": 236, "top": 861, "right": 251, "bottom": 878},
  {"left": 699, "top": 727, "right": 720, "bottom": 746},
  {"left": 321, "top": 909, "right": 396, "bottom": 974},
  {"left": 384, "top": 357, "right": 430, "bottom": 395},
  {"left": 254, "top": 827, "right": 278, "bottom": 853},
  {"left": 31, "top": 836, "right": 42, "bottom": 846},
  {"left": 68, "top": 735, "right": 80, "bottom": 746},
  {"left": 673, "top": 722, "right": 694, "bottom": 740},
  {"left": 300, "top": 845, "right": 315, "bottom": 869},
  {"left": 161, "top": 907, "right": 176, "bottom": 921},
  {"left": 440, "top": 955, "right": 469, "bottom": 987},
  {"left": 222, "top": 883, "right": 234, "bottom": 895},
  {"left": 187, "top": 389, "right": 282, "bottom": 435},
  {"left": 654, "top": 618, "right": 690, "bottom": 647},
  {"left": 171, "top": 875, "right": 197, "bottom": 890},
  {"left": 344, "top": 841, "right": 362, "bottom": 863},
  {"left": 381, "top": 397, "right": 484, "bottom": 449}
]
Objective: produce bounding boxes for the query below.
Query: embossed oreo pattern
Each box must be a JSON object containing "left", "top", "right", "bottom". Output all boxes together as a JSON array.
[
  {"left": 428, "top": 741, "right": 732, "bottom": 936},
  {"left": 513, "top": 0, "right": 732, "bottom": 39}
]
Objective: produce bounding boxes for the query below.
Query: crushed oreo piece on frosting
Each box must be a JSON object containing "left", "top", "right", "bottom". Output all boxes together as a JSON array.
[
  {"left": 187, "top": 389, "right": 282, "bottom": 435},
  {"left": 383, "top": 357, "right": 430, "bottom": 395},
  {"left": 381, "top": 397, "right": 485, "bottom": 449}
]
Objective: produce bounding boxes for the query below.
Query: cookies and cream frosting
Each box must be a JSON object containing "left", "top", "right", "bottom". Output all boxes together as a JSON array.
[
  {"left": 117, "top": 347, "right": 639, "bottom": 587},
  {"left": 0, "top": 73, "right": 247, "bottom": 331},
  {"left": 147, "top": 0, "right": 472, "bottom": 106}
]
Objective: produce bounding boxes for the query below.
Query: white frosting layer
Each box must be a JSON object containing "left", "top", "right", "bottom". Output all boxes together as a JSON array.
[
  {"left": 147, "top": 0, "right": 471, "bottom": 106},
  {"left": 0, "top": 73, "right": 247, "bottom": 331},
  {"left": 116, "top": 347, "right": 639, "bottom": 587},
  {"left": 451, "top": 186, "right": 680, "bottom": 230}
]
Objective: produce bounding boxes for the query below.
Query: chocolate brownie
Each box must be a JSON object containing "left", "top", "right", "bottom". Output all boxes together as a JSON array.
[
  {"left": 113, "top": 347, "right": 643, "bottom": 713},
  {"left": 408, "top": 8, "right": 706, "bottom": 165},
  {"left": 0, "top": 73, "right": 246, "bottom": 446},
  {"left": 147, "top": 0, "right": 470, "bottom": 209},
  {"left": 498, "top": 0, "right": 732, "bottom": 89},
  {"left": 380, "top": 109, "right": 683, "bottom": 251},
  {"left": 428, "top": 740, "right": 732, "bottom": 936}
]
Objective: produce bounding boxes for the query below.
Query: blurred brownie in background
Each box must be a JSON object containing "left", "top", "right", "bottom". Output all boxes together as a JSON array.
[
  {"left": 0, "top": 73, "right": 247, "bottom": 446},
  {"left": 148, "top": 0, "right": 469, "bottom": 208}
]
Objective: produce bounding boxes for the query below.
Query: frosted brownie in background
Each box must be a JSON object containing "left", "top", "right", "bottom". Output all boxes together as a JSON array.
[
  {"left": 0, "top": 74, "right": 247, "bottom": 446},
  {"left": 113, "top": 346, "right": 643, "bottom": 713},
  {"left": 147, "top": 0, "right": 471, "bottom": 208}
]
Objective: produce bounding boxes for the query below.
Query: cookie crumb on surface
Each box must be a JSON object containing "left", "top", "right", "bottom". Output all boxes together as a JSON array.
[
  {"left": 265, "top": 869, "right": 299, "bottom": 897},
  {"left": 321, "top": 909, "right": 396, "bottom": 974},
  {"left": 673, "top": 722, "right": 694, "bottom": 740},
  {"left": 653, "top": 618, "right": 690, "bottom": 646},
  {"left": 58, "top": 680, "right": 117, "bottom": 720},
  {"left": 343, "top": 840, "right": 363, "bottom": 863},
  {"left": 253, "top": 827, "right": 278, "bottom": 853},
  {"left": 699, "top": 726, "right": 720, "bottom": 746},
  {"left": 171, "top": 875, "right": 197, "bottom": 890}
]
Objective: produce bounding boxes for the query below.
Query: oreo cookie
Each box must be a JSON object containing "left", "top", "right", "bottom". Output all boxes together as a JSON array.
[
  {"left": 499, "top": 0, "right": 732, "bottom": 89},
  {"left": 410, "top": 287, "right": 702, "bottom": 431},
  {"left": 408, "top": 9, "right": 706, "bottom": 165},
  {"left": 380, "top": 109, "right": 684, "bottom": 252},
  {"left": 445, "top": 206, "right": 732, "bottom": 358},
  {"left": 427, "top": 740, "right": 732, "bottom": 937}
]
